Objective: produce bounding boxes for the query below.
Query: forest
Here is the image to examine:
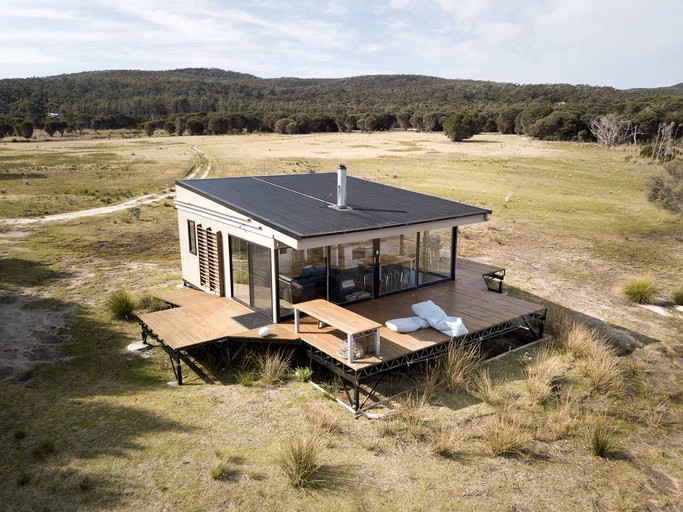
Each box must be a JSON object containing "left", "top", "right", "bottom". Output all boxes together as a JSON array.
[{"left": 0, "top": 68, "right": 682, "bottom": 143}]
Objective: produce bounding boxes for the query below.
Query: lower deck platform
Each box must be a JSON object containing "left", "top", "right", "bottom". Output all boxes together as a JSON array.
[{"left": 138, "top": 259, "right": 546, "bottom": 406}]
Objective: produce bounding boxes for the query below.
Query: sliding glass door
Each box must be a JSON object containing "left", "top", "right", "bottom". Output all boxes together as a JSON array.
[{"left": 229, "top": 235, "right": 272, "bottom": 319}]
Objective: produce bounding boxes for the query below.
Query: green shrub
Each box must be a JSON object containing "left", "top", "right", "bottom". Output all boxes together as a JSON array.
[
  {"left": 671, "top": 285, "right": 683, "bottom": 305},
  {"left": 294, "top": 366, "right": 313, "bottom": 382},
  {"left": 622, "top": 277, "right": 657, "bottom": 304},
  {"left": 106, "top": 290, "right": 137, "bottom": 320}
]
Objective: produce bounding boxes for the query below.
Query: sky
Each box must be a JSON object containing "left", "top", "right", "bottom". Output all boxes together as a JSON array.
[{"left": 1, "top": 0, "right": 681, "bottom": 89}]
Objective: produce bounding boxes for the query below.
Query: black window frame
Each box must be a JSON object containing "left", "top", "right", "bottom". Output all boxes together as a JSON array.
[{"left": 188, "top": 219, "right": 197, "bottom": 255}]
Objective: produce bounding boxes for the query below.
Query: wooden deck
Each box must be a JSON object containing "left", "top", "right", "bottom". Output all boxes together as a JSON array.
[{"left": 139, "top": 259, "right": 545, "bottom": 376}]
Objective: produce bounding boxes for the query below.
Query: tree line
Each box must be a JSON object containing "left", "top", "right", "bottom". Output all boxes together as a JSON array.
[{"left": 1, "top": 68, "right": 682, "bottom": 144}]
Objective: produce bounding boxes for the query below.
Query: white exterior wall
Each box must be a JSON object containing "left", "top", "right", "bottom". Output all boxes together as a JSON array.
[{"left": 176, "top": 187, "right": 278, "bottom": 296}]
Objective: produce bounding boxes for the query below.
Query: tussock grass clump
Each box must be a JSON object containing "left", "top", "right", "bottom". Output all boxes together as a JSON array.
[
  {"left": 106, "top": 290, "right": 136, "bottom": 321},
  {"left": 590, "top": 419, "right": 615, "bottom": 458},
  {"left": 540, "top": 393, "right": 579, "bottom": 441},
  {"left": 31, "top": 439, "right": 55, "bottom": 460},
  {"left": 304, "top": 403, "right": 340, "bottom": 436},
  {"left": 470, "top": 367, "right": 503, "bottom": 405},
  {"left": 583, "top": 345, "right": 624, "bottom": 396},
  {"left": 427, "top": 428, "right": 459, "bottom": 458},
  {"left": 235, "top": 367, "right": 255, "bottom": 387},
  {"left": 413, "top": 362, "right": 444, "bottom": 404},
  {"left": 394, "top": 393, "right": 430, "bottom": 439},
  {"left": 559, "top": 321, "right": 602, "bottom": 359},
  {"left": 442, "top": 341, "right": 483, "bottom": 393},
  {"left": 137, "top": 292, "right": 169, "bottom": 313},
  {"left": 672, "top": 285, "right": 683, "bottom": 305},
  {"left": 622, "top": 276, "right": 657, "bottom": 304},
  {"left": 209, "top": 448, "right": 238, "bottom": 481},
  {"left": 524, "top": 347, "right": 568, "bottom": 404},
  {"left": 546, "top": 305, "right": 575, "bottom": 340},
  {"left": 479, "top": 412, "right": 532, "bottom": 457},
  {"left": 254, "top": 350, "right": 292, "bottom": 385},
  {"left": 278, "top": 432, "right": 327, "bottom": 488}
]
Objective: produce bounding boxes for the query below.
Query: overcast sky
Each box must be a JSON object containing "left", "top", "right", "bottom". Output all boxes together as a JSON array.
[{"left": 2, "top": 0, "right": 681, "bottom": 89}]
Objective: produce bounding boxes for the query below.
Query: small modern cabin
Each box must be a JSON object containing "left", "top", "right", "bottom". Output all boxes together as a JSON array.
[{"left": 175, "top": 165, "right": 492, "bottom": 323}]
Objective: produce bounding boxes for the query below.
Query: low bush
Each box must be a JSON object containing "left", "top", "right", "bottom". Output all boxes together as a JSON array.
[
  {"left": 293, "top": 366, "right": 313, "bottom": 382},
  {"left": 648, "top": 160, "right": 683, "bottom": 215},
  {"left": 622, "top": 277, "right": 657, "bottom": 304},
  {"left": 106, "top": 290, "right": 137, "bottom": 321}
]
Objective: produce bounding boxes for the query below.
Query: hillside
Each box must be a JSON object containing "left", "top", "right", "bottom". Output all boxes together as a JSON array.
[{"left": 0, "top": 69, "right": 682, "bottom": 142}]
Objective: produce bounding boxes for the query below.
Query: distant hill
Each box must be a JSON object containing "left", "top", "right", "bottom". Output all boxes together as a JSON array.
[{"left": 0, "top": 68, "right": 681, "bottom": 142}]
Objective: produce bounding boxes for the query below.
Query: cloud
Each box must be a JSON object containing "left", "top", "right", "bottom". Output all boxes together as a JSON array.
[{"left": 0, "top": 0, "right": 681, "bottom": 87}]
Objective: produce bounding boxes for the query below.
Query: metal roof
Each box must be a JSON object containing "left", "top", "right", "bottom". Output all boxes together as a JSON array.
[{"left": 176, "top": 173, "right": 491, "bottom": 240}]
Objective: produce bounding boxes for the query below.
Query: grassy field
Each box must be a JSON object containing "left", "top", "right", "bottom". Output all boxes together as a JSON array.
[{"left": 0, "top": 131, "right": 682, "bottom": 511}]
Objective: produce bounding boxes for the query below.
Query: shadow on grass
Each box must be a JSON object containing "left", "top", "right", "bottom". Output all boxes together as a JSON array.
[
  {"left": 0, "top": 258, "right": 71, "bottom": 290},
  {"left": 0, "top": 258, "right": 196, "bottom": 511}
]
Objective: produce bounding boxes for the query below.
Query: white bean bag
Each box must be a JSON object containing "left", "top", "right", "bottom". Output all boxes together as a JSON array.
[{"left": 432, "top": 316, "right": 469, "bottom": 337}]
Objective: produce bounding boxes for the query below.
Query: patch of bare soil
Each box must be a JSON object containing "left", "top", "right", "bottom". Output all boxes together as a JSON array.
[{"left": 0, "top": 293, "right": 73, "bottom": 381}]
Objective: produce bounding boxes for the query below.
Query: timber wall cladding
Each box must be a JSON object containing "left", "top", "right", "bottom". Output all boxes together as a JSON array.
[{"left": 197, "top": 225, "right": 225, "bottom": 295}]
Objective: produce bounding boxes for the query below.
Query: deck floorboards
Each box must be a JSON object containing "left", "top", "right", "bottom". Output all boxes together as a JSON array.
[{"left": 139, "top": 259, "right": 544, "bottom": 370}]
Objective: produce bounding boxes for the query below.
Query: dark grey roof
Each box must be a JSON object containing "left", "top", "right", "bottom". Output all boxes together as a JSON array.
[{"left": 177, "top": 173, "right": 490, "bottom": 240}]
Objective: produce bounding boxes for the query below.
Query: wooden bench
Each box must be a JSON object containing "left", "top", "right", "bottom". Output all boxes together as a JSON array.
[{"left": 293, "top": 299, "right": 382, "bottom": 364}]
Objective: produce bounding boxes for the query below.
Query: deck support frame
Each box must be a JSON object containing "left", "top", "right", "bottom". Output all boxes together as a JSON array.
[{"left": 307, "top": 307, "right": 546, "bottom": 412}]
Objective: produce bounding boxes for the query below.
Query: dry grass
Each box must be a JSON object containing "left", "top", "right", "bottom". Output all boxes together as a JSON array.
[
  {"left": 479, "top": 411, "right": 532, "bottom": 457},
  {"left": 441, "top": 341, "right": 483, "bottom": 393},
  {"left": 253, "top": 349, "right": 293, "bottom": 385},
  {"left": 278, "top": 431, "right": 328, "bottom": 489},
  {"left": 590, "top": 417, "right": 616, "bottom": 458},
  {"left": 622, "top": 276, "right": 657, "bottom": 304},
  {"left": 427, "top": 428, "right": 459, "bottom": 458},
  {"left": 523, "top": 346, "right": 568, "bottom": 404},
  {"left": 540, "top": 393, "right": 579, "bottom": 441},
  {"left": 470, "top": 367, "right": 503, "bottom": 405},
  {"left": 304, "top": 403, "right": 341, "bottom": 436},
  {"left": 2, "top": 132, "right": 682, "bottom": 511}
]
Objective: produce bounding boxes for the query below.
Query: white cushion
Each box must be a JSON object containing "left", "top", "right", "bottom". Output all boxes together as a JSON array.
[
  {"left": 385, "top": 317, "right": 424, "bottom": 333},
  {"left": 433, "top": 316, "right": 469, "bottom": 337},
  {"left": 411, "top": 300, "right": 446, "bottom": 320}
]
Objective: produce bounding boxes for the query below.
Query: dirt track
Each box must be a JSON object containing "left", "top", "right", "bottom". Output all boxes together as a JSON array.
[{"left": 1, "top": 146, "right": 210, "bottom": 226}]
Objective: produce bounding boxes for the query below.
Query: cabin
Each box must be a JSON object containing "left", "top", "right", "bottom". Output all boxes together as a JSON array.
[{"left": 139, "top": 165, "right": 546, "bottom": 413}]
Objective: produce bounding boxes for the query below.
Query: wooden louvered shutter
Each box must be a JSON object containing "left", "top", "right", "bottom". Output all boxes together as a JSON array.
[{"left": 197, "top": 225, "right": 224, "bottom": 295}]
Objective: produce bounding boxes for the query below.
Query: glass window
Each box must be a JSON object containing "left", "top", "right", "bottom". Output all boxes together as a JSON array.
[
  {"left": 379, "top": 234, "right": 417, "bottom": 295},
  {"left": 329, "top": 240, "right": 374, "bottom": 303},
  {"left": 187, "top": 219, "right": 197, "bottom": 255},
  {"left": 418, "top": 228, "right": 453, "bottom": 285},
  {"left": 230, "top": 236, "right": 249, "bottom": 305},
  {"left": 249, "top": 244, "right": 272, "bottom": 318},
  {"left": 277, "top": 247, "right": 327, "bottom": 316}
]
